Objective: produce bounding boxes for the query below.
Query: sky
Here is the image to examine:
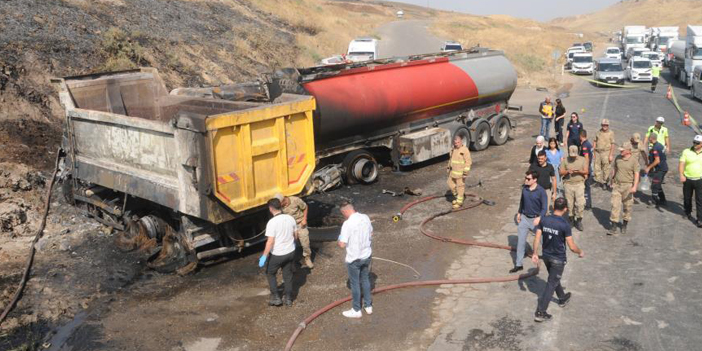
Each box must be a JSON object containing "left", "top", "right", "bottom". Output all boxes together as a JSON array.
[{"left": 393, "top": 0, "right": 622, "bottom": 21}]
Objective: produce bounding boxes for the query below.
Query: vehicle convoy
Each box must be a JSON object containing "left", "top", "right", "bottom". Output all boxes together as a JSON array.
[
  {"left": 571, "top": 53, "right": 594, "bottom": 74},
  {"left": 669, "top": 25, "right": 702, "bottom": 87},
  {"left": 622, "top": 25, "right": 647, "bottom": 55},
  {"left": 627, "top": 57, "right": 653, "bottom": 82},
  {"left": 347, "top": 37, "right": 379, "bottom": 62},
  {"left": 594, "top": 58, "right": 626, "bottom": 85},
  {"left": 54, "top": 48, "right": 519, "bottom": 272}
]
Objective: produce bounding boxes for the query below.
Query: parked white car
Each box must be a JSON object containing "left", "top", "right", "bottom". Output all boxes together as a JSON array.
[
  {"left": 627, "top": 57, "right": 653, "bottom": 82},
  {"left": 347, "top": 38, "right": 379, "bottom": 62},
  {"left": 565, "top": 46, "right": 586, "bottom": 68},
  {"left": 441, "top": 41, "right": 463, "bottom": 52},
  {"left": 642, "top": 51, "right": 663, "bottom": 68},
  {"left": 605, "top": 47, "right": 622, "bottom": 60},
  {"left": 627, "top": 47, "right": 647, "bottom": 60},
  {"left": 571, "top": 53, "right": 594, "bottom": 74}
]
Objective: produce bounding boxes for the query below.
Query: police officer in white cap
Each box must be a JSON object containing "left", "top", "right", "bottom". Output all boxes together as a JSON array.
[{"left": 646, "top": 116, "right": 671, "bottom": 153}]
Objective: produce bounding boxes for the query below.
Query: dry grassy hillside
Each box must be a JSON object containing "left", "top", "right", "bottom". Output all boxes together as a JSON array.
[
  {"left": 0, "top": 0, "right": 402, "bottom": 170},
  {"left": 551, "top": 0, "right": 702, "bottom": 33},
  {"left": 431, "top": 13, "right": 593, "bottom": 88}
]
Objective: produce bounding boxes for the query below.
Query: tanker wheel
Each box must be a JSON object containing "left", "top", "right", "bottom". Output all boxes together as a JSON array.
[
  {"left": 453, "top": 127, "right": 470, "bottom": 147},
  {"left": 490, "top": 118, "right": 510, "bottom": 146},
  {"left": 342, "top": 150, "right": 379, "bottom": 185},
  {"left": 147, "top": 226, "right": 194, "bottom": 274},
  {"left": 469, "top": 122, "right": 490, "bottom": 151}
]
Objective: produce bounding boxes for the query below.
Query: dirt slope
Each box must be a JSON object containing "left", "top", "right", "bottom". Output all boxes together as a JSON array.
[
  {"left": 431, "top": 13, "right": 592, "bottom": 88},
  {"left": 550, "top": 0, "right": 702, "bottom": 33}
]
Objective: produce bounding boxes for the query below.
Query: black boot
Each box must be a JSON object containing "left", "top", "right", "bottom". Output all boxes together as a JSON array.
[
  {"left": 607, "top": 221, "right": 619, "bottom": 235},
  {"left": 269, "top": 294, "right": 283, "bottom": 306},
  {"left": 575, "top": 218, "right": 584, "bottom": 231},
  {"left": 621, "top": 221, "right": 628, "bottom": 234},
  {"left": 659, "top": 192, "right": 667, "bottom": 206}
]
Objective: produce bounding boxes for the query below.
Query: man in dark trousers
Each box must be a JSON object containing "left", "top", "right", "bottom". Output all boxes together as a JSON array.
[
  {"left": 679, "top": 135, "right": 702, "bottom": 227},
  {"left": 512, "top": 170, "right": 548, "bottom": 273},
  {"left": 531, "top": 197, "right": 585, "bottom": 322},
  {"left": 579, "top": 129, "right": 594, "bottom": 210},
  {"left": 645, "top": 133, "right": 668, "bottom": 207},
  {"left": 529, "top": 150, "right": 557, "bottom": 210},
  {"left": 259, "top": 198, "right": 298, "bottom": 307}
]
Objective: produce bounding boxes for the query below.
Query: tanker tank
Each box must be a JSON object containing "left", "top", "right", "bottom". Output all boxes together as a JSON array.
[{"left": 297, "top": 48, "right": 518, "bottom": 149}]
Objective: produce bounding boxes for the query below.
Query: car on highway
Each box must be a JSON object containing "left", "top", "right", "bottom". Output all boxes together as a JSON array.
[
  {"left": 627, "top": 57, "right": 653, "bottom": 82},
  {"left": 642, "top": 51, "right": 663, "bottom": 68},
  {"left": 441, "top": 41, "right": 463, "bottom": 52},
  {"left": 692, "top": 66, "right": 702, "bottom": 101},
  {"left": 566, "top": 46, "right": 587, "bottom": 68},
  {"left": 605, "top": 47, "right": 622, "bottom": 60},
  {"left": 594, "top": 57, "right": 626, "bottom": 85},
  {"left": 571, "top": 53, "right": 594, "bottom": 74},
  {"left": 627, "top": 47, "right": 647, "bottom": 60},
  {"left": 347, "top": 37, "right": 379, "bottom": 62}
]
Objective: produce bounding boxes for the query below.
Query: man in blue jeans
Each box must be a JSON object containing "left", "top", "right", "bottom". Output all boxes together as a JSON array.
[
  {"left": 531, "top": 197, "right": 585, "bottom": 322},
  {"left": 338, "top": 201, "right": 373, "bottom": 318},
  {"left": 539, "top": 97, "right": 554, "bottom": 139},
  {"left": 511, "top": 170, "right": 548, "bottom": 273}
]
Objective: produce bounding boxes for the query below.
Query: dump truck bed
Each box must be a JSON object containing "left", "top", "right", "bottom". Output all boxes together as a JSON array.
[{"left": 55, "top": 68, "right": 315, "bottom": 224}]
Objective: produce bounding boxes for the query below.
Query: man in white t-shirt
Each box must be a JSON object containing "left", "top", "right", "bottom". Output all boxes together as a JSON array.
[
  {"left": 259, "top": 198, "right": 297, "bottom": 307},
  {"left": 337, "top": 201, "right": 373, "bottom": 318}
]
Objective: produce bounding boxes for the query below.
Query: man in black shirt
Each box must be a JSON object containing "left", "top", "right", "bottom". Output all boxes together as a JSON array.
[
  {"left": 531, "top": 197, "right": 585, "bottom": 322},
  {"left": 645, "top": 133, "right": 668, "bottom": 207},
  {"left": 529, "top": 151, "right": 557, "bottom": 209}
]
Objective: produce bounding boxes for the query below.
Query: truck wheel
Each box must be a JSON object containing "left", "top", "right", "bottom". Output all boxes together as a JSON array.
[
  {"left": 490, "top": 118, "right": 510, "bottom": 145},
  {"left": 147, "top": 229, "right": 192, "bottom": 274},
  {"left": 453, "top": 126, "right": 470, "bottom": 147},
  {"left": 342, "top": 150, "right": 379, "bottom": 185},
  {"left": 470, "top": 122, "right": 490, "bottom": 151}
]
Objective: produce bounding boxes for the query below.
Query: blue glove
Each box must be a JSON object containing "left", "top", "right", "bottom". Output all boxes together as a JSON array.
[{"left": 258, "top": 255, "right": 267, "bottom": 267}]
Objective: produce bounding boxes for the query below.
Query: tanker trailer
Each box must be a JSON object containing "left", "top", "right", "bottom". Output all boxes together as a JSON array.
[
  {"left": 52, "top": 68, "right": 316, "bottom": 273},
  {"left": 176, "top": 47, "right": 519, "bottom": 187},
  {"left": 303, "top": 48, "right": 517, "bottom": 185}
]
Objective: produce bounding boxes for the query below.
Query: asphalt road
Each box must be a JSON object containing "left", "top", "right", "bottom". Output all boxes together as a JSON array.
[{"left": 375, "top": 20, "right": 445, "bottom": 58}]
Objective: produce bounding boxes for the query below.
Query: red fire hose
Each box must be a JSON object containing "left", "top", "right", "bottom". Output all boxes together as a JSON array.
[{"left": 284, "top": 193, "right": 540, "bottom": 351}]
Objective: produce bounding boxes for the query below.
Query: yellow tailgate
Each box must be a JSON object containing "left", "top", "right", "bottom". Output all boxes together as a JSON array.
[{"left": 206, "top": 96, "right": 315, "bottom": 213}]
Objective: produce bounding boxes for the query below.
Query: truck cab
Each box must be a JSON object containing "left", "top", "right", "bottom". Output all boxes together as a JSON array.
[
  {"left": 347, "top": 38, "right": 379, "bottom": 62},
  {"left": 627, "top": 57, "right": 653, "bottom": 82},
  {"left": 692, "top": 66, "right": 702, "bottom": 101},
  {"left": 571, "top": 53, "right": 594, "bottom": 74}
]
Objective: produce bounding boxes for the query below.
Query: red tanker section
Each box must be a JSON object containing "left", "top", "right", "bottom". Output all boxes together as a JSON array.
[{"left": 300, "top": 49, "right": 518, "bottom": 147}]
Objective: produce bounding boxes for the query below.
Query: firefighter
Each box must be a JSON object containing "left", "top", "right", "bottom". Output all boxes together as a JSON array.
[{"left": 448, "top": 135, "right": 472, "bottom": 209}]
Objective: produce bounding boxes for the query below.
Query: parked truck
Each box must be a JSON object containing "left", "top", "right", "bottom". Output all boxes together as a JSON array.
[
  {"left": 669, "top": 25, "right": 702, "bottom": 87},
  {"left": 648, "top": 26, "right": 679, "bottom": 53},
  {"left": 54, "top": 48, "right": 519, "bottom": 272},
  {"left": 622, "top": 25, "right": 647, "bottom": 57}
]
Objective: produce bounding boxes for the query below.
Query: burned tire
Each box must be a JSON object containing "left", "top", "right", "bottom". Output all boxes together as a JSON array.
[
  {"left": 146, "top": 228, "right": 191, "bottom": 274},
  {"left": 453, "top": 126, "right": 470, "bottom": 147},
  {"left": 470, "top": 122, "right": 490, "bottom": 151},
  {"left": 490, "top": 118, "right": 510, "bottom": 146},
  {"left": 342, "top": 150, "right": 379, "bottom": 185}
]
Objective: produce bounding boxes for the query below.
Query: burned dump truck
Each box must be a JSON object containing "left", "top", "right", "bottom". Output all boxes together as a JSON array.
[
  {"left": 54, "top": 48, "right": 518, "bottom": 272},
  {"left": 53, "top": 68, "right": 316, "bottom": 272}
]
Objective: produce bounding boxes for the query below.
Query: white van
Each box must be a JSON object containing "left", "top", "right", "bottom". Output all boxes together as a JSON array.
[
  {"left": 627, "top": 57, "right": 653, "bottom": 82},
  {"left": 571, "top": 53, "right": 594, "bottom": 74},
  {"left": 347, "top": 38, "right": 379, "bottom": 62},
  {"left": 605, "top": 47, "right": 622, "bottom": 60},
  {"left": 642, "top": 51, "right": 662, "bottom": 67}
]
